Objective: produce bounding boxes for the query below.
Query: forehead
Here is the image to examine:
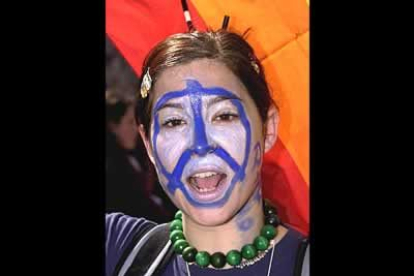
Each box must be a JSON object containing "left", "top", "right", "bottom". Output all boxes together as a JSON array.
[{"left": 152, "top": 59, "right": 249, "bottom": 103}]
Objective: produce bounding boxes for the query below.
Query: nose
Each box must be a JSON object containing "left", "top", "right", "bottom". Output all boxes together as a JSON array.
[
  {"left": 194, "top": 144, "right": 215, "bottom": 156},
  {"left": 191, "top": 93, "right": 216, "bottom": 156},
  {"left": 193, "top": 124, "right": 216, "bottom": 156},
  {"left": 192, "top": 115, "right": 216, "bottom": 156}
]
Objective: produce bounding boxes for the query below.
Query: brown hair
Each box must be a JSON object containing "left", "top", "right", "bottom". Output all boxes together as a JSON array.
[
  {"left": 135, "top": 30, "right": 276, "bottom": 137},
  {"left": 106, "top": 90, "right": 135, "bottom": 125}
]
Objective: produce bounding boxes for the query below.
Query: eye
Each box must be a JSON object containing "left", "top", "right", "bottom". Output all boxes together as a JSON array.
[
  {"left": 162, "top": 118, "right": 186, "bottom": 128},
  {"left": 213, "top": 113, "right": 239, "bottom": 122}
]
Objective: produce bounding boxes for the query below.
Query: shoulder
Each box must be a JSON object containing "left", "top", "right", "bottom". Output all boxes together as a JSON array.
[
  {"left": 275, "top": 224, "right": 307, "bottom": 249},
  {"left": 106, "top": 212, "right": 154, "bottom": 232},
  {"left": 268, "top": 225, "right": 308, "bottom": 274},
  {"left": 105, "top": 213, "right": 157, "bottom": 276},
  {"left": 281, "top": 225, "right": 309, "bottom": 276}
]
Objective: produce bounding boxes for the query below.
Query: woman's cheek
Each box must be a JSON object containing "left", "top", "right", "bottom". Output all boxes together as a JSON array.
[
  {"left": 155, "top": 128, "right": 192, "bottom": 172},
  {"left": 209, "top": 124, "right": 246, "bottom": 165}
]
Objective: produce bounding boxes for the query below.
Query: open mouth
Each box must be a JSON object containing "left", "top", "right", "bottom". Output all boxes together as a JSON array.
[{"left": 186, "top": 171, "right": 228, "bottom": 202}]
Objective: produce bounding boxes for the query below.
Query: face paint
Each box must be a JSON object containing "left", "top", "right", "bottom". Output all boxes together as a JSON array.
[
  {"left": 151, "top": 80, "right": 251, "bottom": 208},
  {"left": 235, "top": 184, "right": 262, "bottom": 233},
  {"left": 237, "top": 218, "right": 254, "bottom": 232},
  {"left": 252, "top": 142, "right": 262, "bottom": 171}
]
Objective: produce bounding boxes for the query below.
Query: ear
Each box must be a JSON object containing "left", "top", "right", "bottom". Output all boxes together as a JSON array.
[
  {"left": 264, "top": 104, "right": 279, "bottom": 153},
  {"left": 138, "top": 124, "right": 156, "bottom": 165}
]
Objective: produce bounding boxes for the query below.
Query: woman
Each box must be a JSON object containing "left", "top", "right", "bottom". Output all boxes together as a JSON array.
[
  {"left": 106, "top": 30, "right": 309, "bottom": 276},
  {"left": 106, "top": 91, "right": 174, "bottom": 222}
]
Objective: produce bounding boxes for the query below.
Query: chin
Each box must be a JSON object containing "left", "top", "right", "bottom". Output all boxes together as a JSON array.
[{"left": 182, "top": 200, "right": 237, "bottom": 227}]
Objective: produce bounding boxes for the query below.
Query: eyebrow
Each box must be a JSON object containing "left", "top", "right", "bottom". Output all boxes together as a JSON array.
[
  {"left": 156, "top": 102, "right": 184, "bottom": 113},
  {"left": 207, "top": 95, "right": 242, "bottom": 108},
  {"left": 155, "top": 95, "right": 242, "bottom": 113}
]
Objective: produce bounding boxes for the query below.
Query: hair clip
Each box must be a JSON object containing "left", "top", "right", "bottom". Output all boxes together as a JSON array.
[
  {"left": 251, "top": 61, "right": 260, "bottom": 74},
  {"left": 140, "top": 68, "right": 152, "bottom": 99}
]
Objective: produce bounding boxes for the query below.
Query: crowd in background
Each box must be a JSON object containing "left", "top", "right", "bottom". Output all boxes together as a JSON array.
[{"left": 105, "top": 36, "right": 176, "bottom": 223}]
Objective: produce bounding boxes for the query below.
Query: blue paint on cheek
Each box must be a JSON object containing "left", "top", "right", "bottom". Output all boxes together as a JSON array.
[
  {"left": 167, "top": 149, "right": 192, "bottom": 194},
  {"left": 253, "top": 142, "right": 262, "bottom": 169},
  {"left": 231, "top": 98, "right": 251, "bottom": 182},
  {"left": 152, "top": 114, "right": 172, "bottom": 179},
  {"left": 214, "top": 148, "right": 240, "bottom": 172},
  {"left": 151, "top": 80, "right": 252, "bottom": 208}
]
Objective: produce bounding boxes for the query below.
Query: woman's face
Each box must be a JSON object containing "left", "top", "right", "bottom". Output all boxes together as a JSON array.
[
  {"left": 145, "top": 59, "right": 271, "bottom": 226},
  {"left": 111, "top": 105, "right": 138, "bottom": 150}
]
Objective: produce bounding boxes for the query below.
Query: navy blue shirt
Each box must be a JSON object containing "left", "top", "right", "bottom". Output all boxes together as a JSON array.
[{"left": 106, "top": 213, "right": 305, "bottom": 276}]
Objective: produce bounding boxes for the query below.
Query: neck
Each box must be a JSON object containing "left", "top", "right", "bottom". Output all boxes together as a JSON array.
[{"left": 182, "top": 185, "right": 264, "bottom": 255}]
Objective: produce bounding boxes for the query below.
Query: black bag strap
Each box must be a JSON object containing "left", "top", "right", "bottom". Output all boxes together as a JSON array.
[
  {"left": 116, "top": 223, "right": 174, "bottom": 276},
  {"left": 293, "top": 238, "right": 309, "bottom": 276}
]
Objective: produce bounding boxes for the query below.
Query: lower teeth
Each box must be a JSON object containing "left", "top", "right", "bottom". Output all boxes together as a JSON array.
[
  {"left": 188, "top": 175, "right": 226, "bottom": 193},
  {"left": 196, "top": 186, "right": 216, "bottom": 193}
]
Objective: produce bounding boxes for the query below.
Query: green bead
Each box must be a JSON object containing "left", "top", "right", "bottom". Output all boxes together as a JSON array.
[
  {"left": 170, "top": 219, "right": 183, "bottom": 231},
  {"left": 173, "top": 239, "right": 189, "bottom": 254},
  {"left": 182, "top": 246, "right": 198, "bottom": 262},
  {"left": 175, "top": 210, "right": 183, "bottom": 220},
  {"left": 241, "top": 244, "right": 257, "bottom": 260},
  {"left": 210, "top": 252, "right": 226, "bottom": 268},
  {"left": 261, "top": 224, "right": 277, "bottom": 240},
  {"left": 254, "top": 235, "right": 269, "bottom": 251},
  {"left": 226, "top": 250, "right": 242, "bottom": 266},
  {"left": 265, "top": 213, "right": 281, "bottom": 227},
  {"left": 169, "top": 230, "right": 185, "bottom": 243},
  {"left": 195, "top": 251, "right": 210, "bottom": 268}
]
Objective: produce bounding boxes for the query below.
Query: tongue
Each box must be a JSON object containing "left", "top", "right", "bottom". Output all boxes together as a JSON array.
[{"left": 194, "top": 174, "right": 223, "bottom": 189}]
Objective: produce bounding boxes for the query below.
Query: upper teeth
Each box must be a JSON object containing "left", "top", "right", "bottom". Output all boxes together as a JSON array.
[{"left": 193, "top": 172, "right": 217, "bottom": 178}]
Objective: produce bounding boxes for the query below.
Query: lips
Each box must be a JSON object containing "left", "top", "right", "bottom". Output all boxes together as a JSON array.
[{"left": 186, "top": 171, "right": 228, "bottom": 202}]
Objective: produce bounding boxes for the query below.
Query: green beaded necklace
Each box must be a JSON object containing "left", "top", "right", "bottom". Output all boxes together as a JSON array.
[{"left": 169, "top": 200, "right": 281, "bottom": 269}]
